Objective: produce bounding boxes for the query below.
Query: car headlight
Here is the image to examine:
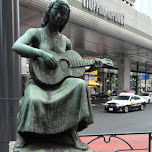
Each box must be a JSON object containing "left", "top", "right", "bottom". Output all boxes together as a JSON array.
[{"left": 116, "top": 103, "right": 121, "bottom": 107}]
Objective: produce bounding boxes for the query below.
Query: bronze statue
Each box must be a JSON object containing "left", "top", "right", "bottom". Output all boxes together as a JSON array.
[{"left": 12, "top": 0, "right": 105, "bottom": 151}]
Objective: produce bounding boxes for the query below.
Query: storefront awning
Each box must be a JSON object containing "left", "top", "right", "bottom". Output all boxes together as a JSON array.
[{"left": 87, "top": 81, "right": 100, "bottom": 86}]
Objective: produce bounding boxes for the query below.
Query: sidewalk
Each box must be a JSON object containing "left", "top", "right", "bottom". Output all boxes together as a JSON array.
[{"left": 80, "top": 134, "right": 152, "bottom": 152}]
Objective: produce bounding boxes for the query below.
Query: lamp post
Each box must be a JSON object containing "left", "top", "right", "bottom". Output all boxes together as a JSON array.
[
  {"left": 145, "top": 61, "right": 148, "bottom": 92},
  {"left": 135, "top": 62, "right": 138, "bottom": 94}
]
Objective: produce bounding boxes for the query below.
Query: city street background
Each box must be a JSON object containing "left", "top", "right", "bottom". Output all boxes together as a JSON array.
[
  {"left": 80, "top": 99, "right": 152, "bottom": 134},
  {"left": 79, "top": 99, "right": 152, "bottom": 152}
]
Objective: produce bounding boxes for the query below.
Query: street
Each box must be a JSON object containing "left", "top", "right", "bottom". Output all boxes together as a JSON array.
[
  {"left": 80, "top": 100, "right": 152, "bottom": 135},
  {"left": 79, "top": 100, "right": 152, "bottom": 152}
]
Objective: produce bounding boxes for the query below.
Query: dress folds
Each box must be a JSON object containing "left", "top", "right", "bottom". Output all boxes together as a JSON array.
[{"left": 17, "top": 77, "right": 93, "bottom": 134}]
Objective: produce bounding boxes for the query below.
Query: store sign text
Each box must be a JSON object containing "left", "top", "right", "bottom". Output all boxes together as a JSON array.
[{"left": 82, "top": 0, "right": 125, "bottom": 25}]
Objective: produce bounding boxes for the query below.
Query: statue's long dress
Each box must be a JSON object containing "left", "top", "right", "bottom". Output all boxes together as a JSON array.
[
  {"left": 17, "top": 28, "right": 93, "bottom": 135},
  {"left": 17, "top": 77, "right": 93, "bottom": 134}
]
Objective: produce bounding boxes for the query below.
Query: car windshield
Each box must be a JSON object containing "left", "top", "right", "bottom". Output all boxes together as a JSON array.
[
  {"left": 140, "top": 93, "right": 149, "bottom": 96},
  {"left": 114, "top": 96, "right": 130, "bottom": 100}
]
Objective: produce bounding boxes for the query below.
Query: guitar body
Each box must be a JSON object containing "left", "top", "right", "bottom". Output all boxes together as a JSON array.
[{"left": 29, "top": 50, "right": 86, "bottom": 86}]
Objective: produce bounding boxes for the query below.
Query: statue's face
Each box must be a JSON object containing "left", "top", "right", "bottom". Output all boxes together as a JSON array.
[{"left": 49, "top": 2, "right": 69, "bottom": 27}]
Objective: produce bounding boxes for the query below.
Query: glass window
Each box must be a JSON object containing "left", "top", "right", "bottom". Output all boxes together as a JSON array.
[
  {"left": 135, "top": 96, "right": 140, "bottom": 100},
  {"left": 131, "top": 96, "right": 135, "bottom": 100},
  {"left": 114, "top": 96, "right": 130, "bottom": 100}
]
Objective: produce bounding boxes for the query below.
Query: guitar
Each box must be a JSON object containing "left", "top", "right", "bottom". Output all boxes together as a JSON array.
[{"left": 29, "top": 50, "right": 113, "bottom": 86}]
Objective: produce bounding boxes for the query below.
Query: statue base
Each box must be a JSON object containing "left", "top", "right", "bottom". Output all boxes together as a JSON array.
[{"left": 12, "top": 142, "right": 94, "bottom": 152}]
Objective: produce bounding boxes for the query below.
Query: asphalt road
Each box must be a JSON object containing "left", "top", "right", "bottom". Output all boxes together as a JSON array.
[{"left": 79, "top": 101, "right": 152, "bottom": 135}]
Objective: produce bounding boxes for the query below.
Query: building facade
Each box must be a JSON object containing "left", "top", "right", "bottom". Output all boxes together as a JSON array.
[{"left": 20, "top": 0, "right": 152, "bottom": 93}]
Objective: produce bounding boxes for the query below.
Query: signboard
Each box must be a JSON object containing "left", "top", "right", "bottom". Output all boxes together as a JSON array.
[
  {"left": 142, "top": 67, "right": 150, "bottom": 72},
  {"left": 85, "top": 70, "right": 98, "bottom": 75},
  {"left": 141, "top": 74, "right": 149, "bottom": 80},
  {"left": 85, "top": 70, "right": 98, "bottom": 81},
  {"left": 82, "top": 0, "right": 125, "bottom": 25}
]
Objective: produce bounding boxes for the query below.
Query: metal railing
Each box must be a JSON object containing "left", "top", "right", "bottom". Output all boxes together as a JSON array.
[{"left": 80, "top": 131, "right": 152, "bottom": 152}]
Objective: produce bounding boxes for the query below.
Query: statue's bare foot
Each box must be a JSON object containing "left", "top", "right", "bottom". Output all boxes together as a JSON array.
[
  {"left": 15, "top": 135, "right": 26, "bottom": 148},
  {"left": 70, "top": 126, "right": 88, "bottom": 150},
  {"left": 75, "top": 138, "right": 88, "bottom": 150}
]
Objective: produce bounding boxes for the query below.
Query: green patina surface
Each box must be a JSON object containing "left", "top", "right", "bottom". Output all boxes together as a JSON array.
[
  {"left": 12, "top": 0, "right": 97, "bottom": 151},
  {"left": 13, "top": 143, "right": 94, "bottom": 152},
  {"left": 68, "top": 0, "right": 152, "bottom": 41}
]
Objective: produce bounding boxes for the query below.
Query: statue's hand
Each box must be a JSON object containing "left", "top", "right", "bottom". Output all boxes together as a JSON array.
[
  {"left": 86, "top": 58, "right": 102, "bottom": 72},
  {"left": 94, "top": 58, "right": 103, "bottom": 68},
  {"left": 89, "top": 58, "right": 103, "bottom": 71},
  {"left": 42, "top": 52, "right": 58, "bottom": 69},
  {"left": 86, "top": 58, "right": 103, "bottom": 72}
]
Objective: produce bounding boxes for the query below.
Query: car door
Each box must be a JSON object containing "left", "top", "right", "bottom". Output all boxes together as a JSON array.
[
  {"left": 130, "top": 96, "right": 136, "bottom": 109},
  {"left": 134, "top": 96, "right": 141, "bottom": 107}
]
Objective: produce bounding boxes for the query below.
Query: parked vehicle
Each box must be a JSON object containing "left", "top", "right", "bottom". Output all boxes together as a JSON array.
[
  {"left": 91, "top": 92, "right": 109, "bottom": 100},
  {"left": 139, "top": 92, "right": 152, "bottom": 104},
  {"left": 111, "top": 90, "right": 117, "bottom": 96},
  {"left": 104, "top": 91, "right": 147, "bottom": 113}
]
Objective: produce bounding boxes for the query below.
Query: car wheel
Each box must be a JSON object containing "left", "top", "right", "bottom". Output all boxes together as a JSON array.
[
  {"left": 123, "top": 106, "right": 128, "bottom": 113},
  {"left": 140, "top": 104, "right": 144, "bottom": 111}
]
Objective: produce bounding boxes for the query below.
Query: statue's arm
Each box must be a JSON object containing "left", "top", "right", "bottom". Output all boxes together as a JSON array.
[
  {"left": 66, "top": 38, "right": 73, "bottom": 50},
  {"left": 12, "top": 28, "right": 45, "bottom": 58}
]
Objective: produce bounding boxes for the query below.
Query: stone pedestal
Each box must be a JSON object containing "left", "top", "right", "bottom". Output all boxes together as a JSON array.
[
  {"left": 10, "top": 141, "right": 94, "bottom": 152},
  {"left": 9, "top": 142, "right": 16, "bottom": 152}
]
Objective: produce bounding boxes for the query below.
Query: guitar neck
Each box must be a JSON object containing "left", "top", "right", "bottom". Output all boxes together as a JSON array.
[
  {"left": 70, "top": 58, "right": 113, "bottom": 68},
  {"left": 70, "top": 59, "right": 95, "bottom": 68}
]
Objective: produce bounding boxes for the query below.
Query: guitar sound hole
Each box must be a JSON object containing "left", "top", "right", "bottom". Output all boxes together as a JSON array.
[{"left": 59, "top": 59, "right": 70, "bottom": 72}]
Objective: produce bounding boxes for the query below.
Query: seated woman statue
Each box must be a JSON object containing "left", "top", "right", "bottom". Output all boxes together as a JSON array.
[{"left": 12, "top": 0, "right": 102, "bottom": 150}]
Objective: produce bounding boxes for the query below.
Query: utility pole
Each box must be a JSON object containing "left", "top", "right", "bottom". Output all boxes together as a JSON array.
[
  {"left": 145, "top": 61, "right": 148, "bottom": 92},
  {"left": 135, "top": 62, "right": 138, "bottom": 94},
  {"left": 0, "top": 0, "right": 21, "bottom": 151}
]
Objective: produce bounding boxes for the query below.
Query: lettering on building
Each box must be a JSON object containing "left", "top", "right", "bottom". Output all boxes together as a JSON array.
[{"left": 82, "top": 0, "right": 125, "bottom": 25}]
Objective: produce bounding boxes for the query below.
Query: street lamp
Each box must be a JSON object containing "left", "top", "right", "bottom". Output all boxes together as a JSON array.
[{"left": 145, "top": 61, "right": 148, "bottom": 92}]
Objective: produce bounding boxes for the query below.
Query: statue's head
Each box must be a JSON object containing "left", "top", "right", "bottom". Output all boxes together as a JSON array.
[{"left": 41, "top": 0, "right": 70, "bottom": 32}]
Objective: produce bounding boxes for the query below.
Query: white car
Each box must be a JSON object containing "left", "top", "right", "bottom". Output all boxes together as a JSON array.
[
  {"left": 104, "top": 92, "right": 147, "bottom": 113},
  {"left": 139, "top": 92, "right": 152, "bottom": 104}
]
